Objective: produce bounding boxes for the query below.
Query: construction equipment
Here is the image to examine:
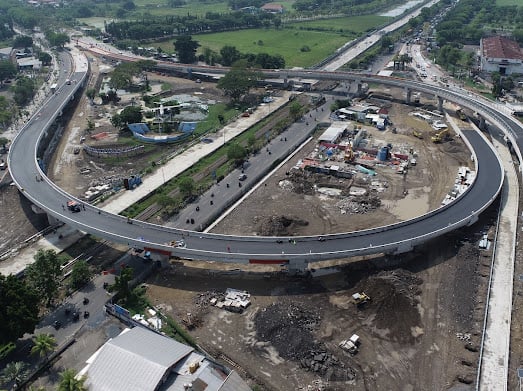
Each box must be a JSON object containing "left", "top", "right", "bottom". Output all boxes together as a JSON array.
[
  {"left": 344, "top": 144, "right": 354, "bottom": 162},
  {"left": 456, "top": 107, "right": 467, "bottom": 121},
  {"left": 339, "top": 334, "right": 360, "bottom": 354},
  {"left": 431, "top": 129, "right": 449, "bottom": 143},
  {"left": 412, "top": 130, "right": 423, "bottom": 139},
  {"left": 352, "top": 292, "right": 370, "bottom": 306}
]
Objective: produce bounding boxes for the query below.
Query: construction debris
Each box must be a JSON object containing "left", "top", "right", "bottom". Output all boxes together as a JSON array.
[
  {"left": 207, "top": 288, "right": 252, "bottom": 313},
  {"left": 254, "top": 302, "right": 356, "bottom": 381}
]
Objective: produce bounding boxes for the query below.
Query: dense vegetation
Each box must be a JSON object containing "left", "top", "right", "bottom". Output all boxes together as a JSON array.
[{"left": 436, "top": 0, "right": 523, "bottom": 46}]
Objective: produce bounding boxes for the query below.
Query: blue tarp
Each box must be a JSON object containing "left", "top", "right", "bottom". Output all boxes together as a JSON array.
[
  {"left": 128, "top": 123, "right": 150, "bottom": 135},
  {"left": 179, "top": 122, "right": 197, "bottom": 133}
]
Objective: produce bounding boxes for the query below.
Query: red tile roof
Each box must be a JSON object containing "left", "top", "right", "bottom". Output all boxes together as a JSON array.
[
  {"left": 482, "top": 36, "right": 523, "bottom": 60},
  {"left": 261, "top": 3, "right": 283, "bottom": 11}
]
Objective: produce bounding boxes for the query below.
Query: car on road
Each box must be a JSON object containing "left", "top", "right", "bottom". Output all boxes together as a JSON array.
[
  {"left": 67, "top": 200, "right": 81, "bottom": 213},
  {"left": 72, "top": 312, "right": 80, "bottom": 321},
  {"left": 239, "top": 174, "right": 247, "bottom": 181},
  {"left": 53, "top": 320, "right": 62, "bottom": 330}
]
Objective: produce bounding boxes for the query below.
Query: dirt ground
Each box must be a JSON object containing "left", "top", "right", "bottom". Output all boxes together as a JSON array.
[
  {"left": 0, "top": 56, "right": 496, "bottom": 391},
  {"left": 146, "top": 207, "right": 496, "bottom": 390},
  {"left": 211, "top": 99, "right": 472, "bottom": 236}
]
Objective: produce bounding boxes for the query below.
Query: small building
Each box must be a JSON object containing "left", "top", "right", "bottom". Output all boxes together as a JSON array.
[
  {"left": 17, "top": 57, "right": 41, "bottom": 70},
  {"left": 81, "top": 326, "right": 252, "bottom": 391},
  {"left": 480, "top": 36, "right": 523, "bottom": 75},
  {"left": 260, "top": 3, "right": 284, "bottom": 13},
  {"left": 318, "top": 125, "right": 346, "bottom": 144},
  {"left": 0, "top": 47, "right": 12, "bottom": 60}
]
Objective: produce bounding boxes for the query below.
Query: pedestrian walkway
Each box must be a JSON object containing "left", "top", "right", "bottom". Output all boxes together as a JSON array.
[{"left": 478, "top": 136, "right": 519, "bottom": 390}]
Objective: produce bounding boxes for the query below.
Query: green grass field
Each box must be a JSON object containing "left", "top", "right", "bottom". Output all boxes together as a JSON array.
[
  {"left": 288, "top": 14, "right": 390, "bottom": 32},
  {"left": 174, "top": 29, "right": 348, "bottom": 67},
  {"left": 495, "top": 0, "right": 521, "bottom": 5}
]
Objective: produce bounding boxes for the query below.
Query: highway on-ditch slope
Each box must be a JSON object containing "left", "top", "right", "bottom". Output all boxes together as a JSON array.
[{"left": 7, "top": 46, "right": 508, "bottom": 270}]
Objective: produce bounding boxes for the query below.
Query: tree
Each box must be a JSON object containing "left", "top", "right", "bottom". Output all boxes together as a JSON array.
[
  {"left": 1, "top": 361, "right": 29, "bottom": 388},
  {"left": 111, "top": 113, "right": 123, "bottom": 129},
  {"left": 217, "top": 65, "right": 260, "bottom": 102},
  {"left": 0, "top": 60, "right": 17, "bottom": 83},
  {"left": 220, "top": 45, "right": 241, "bottom": 66},
  {"left": 0, "top": 136, "right": 9, "bottom": 152},
  {"left": 37, "top": 51, "right": 52, "bottom": 66},
  {"left": 0, "top": 275, "right": 39, "bottom": 344},
  {"left": 58, "top": 369, "right": 87, "bottom": 391},
  {"left": 289, "top": 101, "right": 304, "bottom": 121},
  {"left": 110, "top": 266, "right": 133, "bottom": 303},
  {"left": 119, "top": 105, "right": 142, "bottom": 124},
  {"left": 11, "top": 76, "right": 35, "bottom": 106},
  {"left": 12, "top": 35, "right": 32, "bottom": 48},
  {"left": 227, "top": 142, "right": 247, "bottom": 165},
  {"left": 174, "top": 36, "right": 199, "bottom": 64},
  {"left": 85, "top": 88, "right": 96, "bottom": 103},
  {"left": 46, "top": 31, "right": 70, "bottom": 48},
  {"left": 70, "top": 260, "right": 92, "bottom": 290},
  {"left": 25, "top": 249, "right": 63, "bottom": 306},
  {"left": 31, "top": 333, "right": 56, "bottom": 359},
  {"left": 178, "top": 176, "right": 194, "bottom": 198}
]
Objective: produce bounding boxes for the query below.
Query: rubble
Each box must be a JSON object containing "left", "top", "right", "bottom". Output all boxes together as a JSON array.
[
  {"left": 254, "top": 302, "right": 356, "bottom": 381},
  {"left": 336, "top": 193, "right": 381, "bottom": 214},
  {"left": 256, "top": 215, "right": 309, "bottom": 236}
]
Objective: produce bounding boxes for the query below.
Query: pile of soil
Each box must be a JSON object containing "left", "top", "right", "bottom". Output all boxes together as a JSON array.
[
  {"left": 255, "top": 215, "right": 309, "bottom": 236},
  {"left": 254, "top": 302, "right": 321, "bottom": 360},
  {"left": 355, "top": 269, "right": 423, "bottom": 343}
]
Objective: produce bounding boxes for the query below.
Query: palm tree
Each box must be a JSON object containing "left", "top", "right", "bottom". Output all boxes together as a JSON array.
[
  {"left": 31, "top": 333, "right": 57, "bottom": 359},
  {"left": 58, "top": 369, "right": 87, "bottom": 391},
  {"left": 1, "top": 361, "right": 29, "bottom": 388}
]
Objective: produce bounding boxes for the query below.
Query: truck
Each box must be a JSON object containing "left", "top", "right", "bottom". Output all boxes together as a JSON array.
[
  {"left": 339, "top": 334, "right": 360, "bottom": 354},
  {"left": 50, "top": 83, "right": 58, "bottom": 93}
]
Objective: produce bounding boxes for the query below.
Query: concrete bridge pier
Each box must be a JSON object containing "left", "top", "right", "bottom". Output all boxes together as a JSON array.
[
  {"left": 394, "top": 241, "right": 414, "bottom": 254},
  {"left": 405, "top": 88, "right": 412, "bottom": 104},
  {"left": 283, "top": 77, "right": 288, "bottom": 89},
  {"left": 478, "top": 115, "right": 487, "bottom": 130},
  {"left": 437, "top": 96, "right": 444, "bottom": 112}
]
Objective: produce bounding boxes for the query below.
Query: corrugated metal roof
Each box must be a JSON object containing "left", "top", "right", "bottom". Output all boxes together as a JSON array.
[
  {"left": 219, "top": 371, "right": 252, "bottom": 391},
  {"left": 86, "top": 327, "right": 193, "bottom": 391},
  {"left": 482, "top": 36, "right": 523, "bottom": 61}
]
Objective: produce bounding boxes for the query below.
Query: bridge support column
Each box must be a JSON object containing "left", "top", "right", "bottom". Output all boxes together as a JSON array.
[
  {"left": 47, "top": 213, "right": 61, "bottom": 226},
  {"left": 467, "top": 214, "right": 479, "bottom": 226},
  {"left": 283, "top": 77, "right": 288, "bottom": 88},
  {"left": 478, "top": 116, "right": 486, "bottom": 130},
  {"left": 437, "top": 96, "right": 444, "bottom": 112},
  {"left": 405, "top": 88, "right": 412, "bottom": 104},
  {"left": 394, "top": 242, "right": 414, "bottom": 254}
]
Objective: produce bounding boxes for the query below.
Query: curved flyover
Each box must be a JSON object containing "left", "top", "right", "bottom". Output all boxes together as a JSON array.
[{"left": 8, "top": 53, "right": 505, "bottom": 270}]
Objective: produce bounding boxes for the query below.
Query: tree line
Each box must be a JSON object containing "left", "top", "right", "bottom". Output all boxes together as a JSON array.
[
  {"left": 105, "top": 11, "right": 280, "bottom": 40},
  {"left": 436, "top": 0, "right": 523, "bottom": 46}
]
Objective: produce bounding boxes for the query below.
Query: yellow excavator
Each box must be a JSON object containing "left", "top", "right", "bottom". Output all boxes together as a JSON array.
[
  {"left": 431, "top": 129, "right": 449, "bottom": 143},
  {"left": 412, "top": 130, "right": 423, "bottom": 139}
]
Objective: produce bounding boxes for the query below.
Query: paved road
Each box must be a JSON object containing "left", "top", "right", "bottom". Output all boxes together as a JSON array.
[{"left": 8, "top": 49, "right": 505, "bottom": 269}]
